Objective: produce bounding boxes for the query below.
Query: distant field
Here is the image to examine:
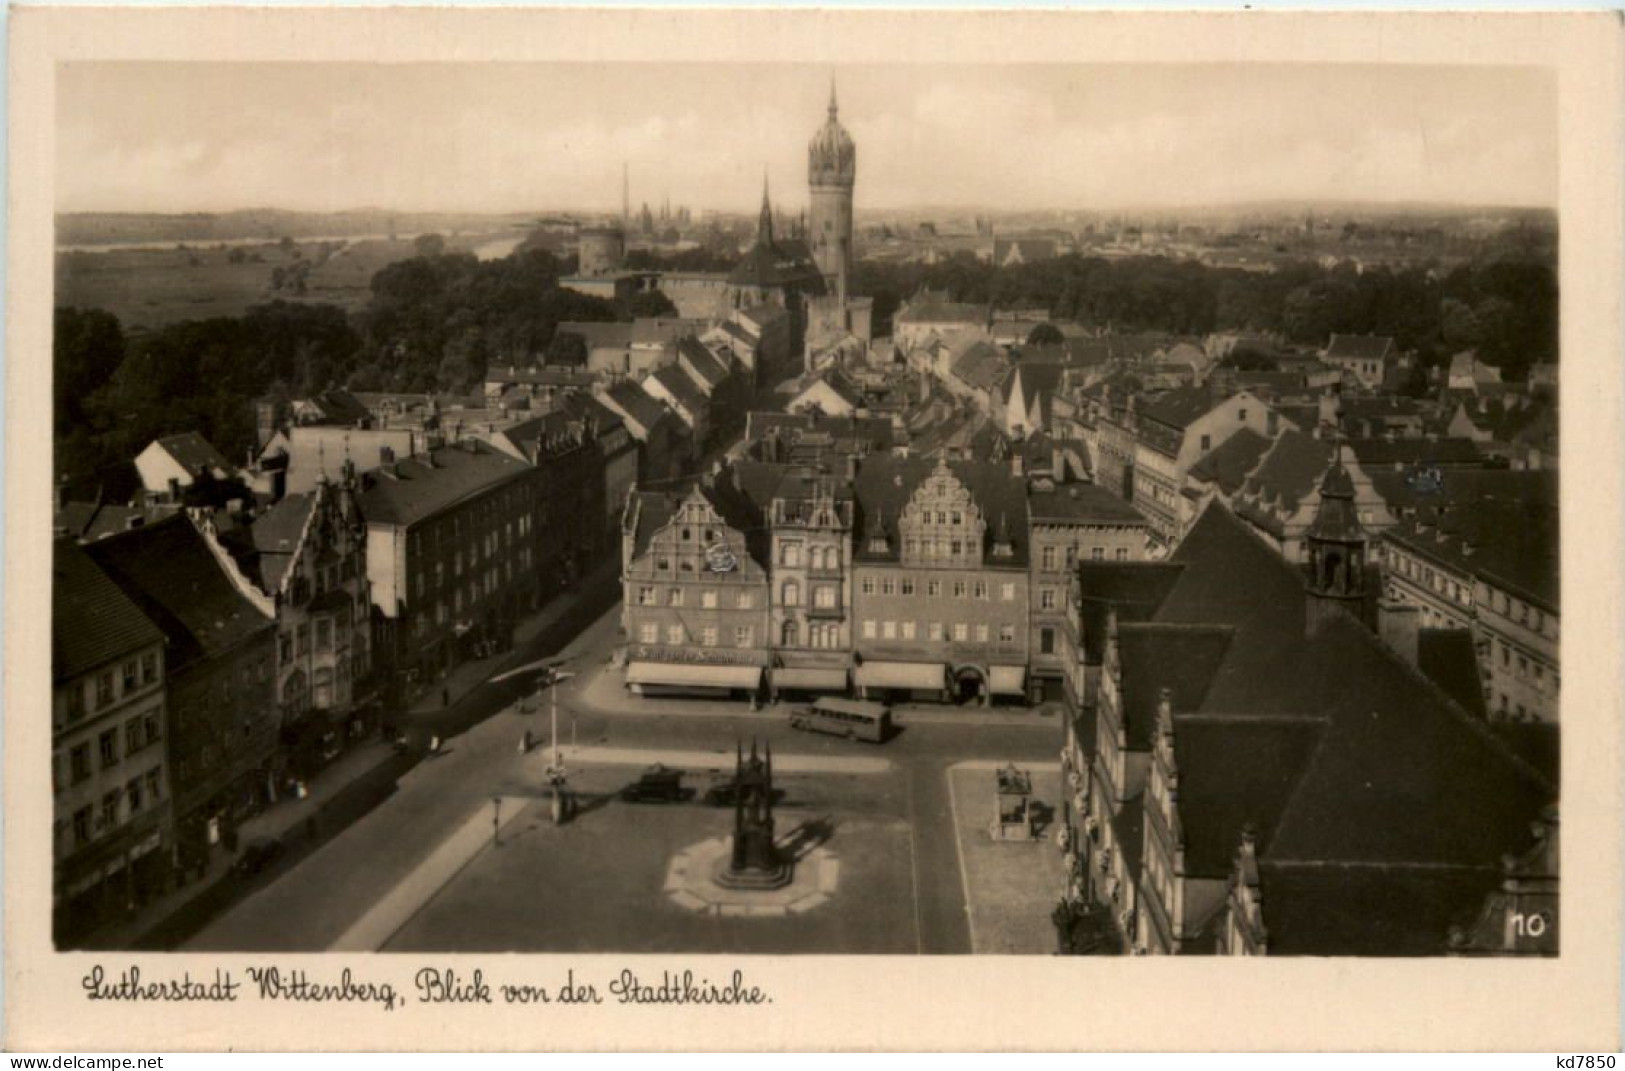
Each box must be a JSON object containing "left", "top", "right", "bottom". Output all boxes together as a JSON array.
[{"left": 55, "top": 232, "right": 522, "bottom": 330}]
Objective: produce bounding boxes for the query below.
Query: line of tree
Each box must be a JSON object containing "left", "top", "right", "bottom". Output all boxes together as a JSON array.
[{"left": 854, "top": 252, "right": 1556, "bottom": 379}]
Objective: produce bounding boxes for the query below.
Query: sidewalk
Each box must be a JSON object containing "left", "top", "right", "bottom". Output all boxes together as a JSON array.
[
  {"left": 78, "top": 738, "right": 407, "bottom": 951},
  {"left": 571, "top": 653, "right": 1064, "bottom": 730}
]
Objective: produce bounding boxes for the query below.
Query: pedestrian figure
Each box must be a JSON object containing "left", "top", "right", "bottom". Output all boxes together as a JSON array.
[
  {"left": 429, "top": 734, "right": 442, "bottom": 755},
  {"left": 442, "top": 687, "right": 451, "bottom": 708}
]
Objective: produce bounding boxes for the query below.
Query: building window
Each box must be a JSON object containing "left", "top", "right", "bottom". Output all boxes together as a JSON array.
[
  {"left": 999, "top": 624, "right": 1016, "bottom": 644},
  {"left": 928, "top": 622, "right": 944, "bottom": 641},
  {"left": 952, "top": 623, "right": 969, "bottom": 642},
  {"left": 815, "top": 586, "right": 837, "bottom": 609},
  {"left": 701, "top": 627, "right": 718, "bottom": 647},
  {"left": 1001, "top": 583, "right": 1016, "bottom": 601},
  {"left": 783, "top": 542, "right": 803, "bottom": 567},
  {"left": 125, "top": 719, "right": 141, "bottom": 755},
  {"left": 1042, "top": 546, "right": 1058, "bottom": 570},
  {"left": 146, "top": 767, "right": 162, "bottom": 802},
  {"left": 902, "top": 621, "right": 917, "bottom": 640},
  {"left": 862, "top": 620, "right": 877, "bottom": 639},
  {"left": 953, "top": 581, "right": 967, "bottom": 599},
  {"left": 638, "top": 586, "right": 656, "bottom": 606},
  {"left": 976, "top": 624, "right": 989, "bottom": 642},
  {"left": 882, "top": 578, "right": 896, "bottom": 596},
  {"left": 122, "top": 660, "right": 138, "bottom": 694},
  {"left": 782, "top": 582, "right": 801, "bottom": 608},
  {"left": 144, "top": 712, "right": 161, "bottom": 745},
  {"left": 1091, "top": 547, "right": 1104, "bottom": 561},
  {"left": 73, "top": 806, "right": 92, "bottom": 847},
  {"left": 736, "top": 591, "right": 753, "bottom": 609},
  {"left": 67, "top": 684, "right": 85, "bottom": 721},
  {"left": 126, "top": 777, "right": 144, "bottom": 814},
  {"left": 640, "top": 623, "right": 658, "bottom": 644},
  {"left": 782, "top": 621, "right": 799, "bottom": 647},
  {"left": 70, "top": 743, "right": 91, "bottom": 784},
  {"left": 1040, "top": 589, "right": 1057, "bottom": 611},
  {"left": 666, "top": 625, "right": 684, "bottom": 645},
  {"left": 99, "top": 730, "right": 117, "bottom": 769},
  {"left": 100, "top": 790, "right": 120, "bottom": 831},
  {"left": 1116, "top": 548, "right": 1130, "bottom": 561},
  {"left": 928, "top": 581, "right": 942, "bottom": 597},
  {"left": 901, "top": 578, "right": 915, "bottom": 596},
  {"left": 701, "top": 590, "right": 718, "bottom": 609},
  {"left": 882, "top": 621, "right": 897, "bottom": 639},
  {"left": 735, "top": 627, "right": 752, "bottom": 648},
  {"left": 861, "top": 577, "right": 876, "bottom": 596},
  {"left": 1041, "top": 628, "right": 1056, "bottom": 655},
  {"left": 95, "top": 672, "right": 114, "bottom": 709}
]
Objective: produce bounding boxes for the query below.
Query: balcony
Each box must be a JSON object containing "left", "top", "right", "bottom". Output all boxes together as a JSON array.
[{"left": 806, "top": 602, "right": 846, "bottom": 620}]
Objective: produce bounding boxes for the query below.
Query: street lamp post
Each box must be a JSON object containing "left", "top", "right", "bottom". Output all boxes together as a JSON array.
[
  {"left": 544, "top": 670, "right": 573, "bottom": 825},
  {"left": 491, "top": 795, "right": 502, "bottom": 846}
]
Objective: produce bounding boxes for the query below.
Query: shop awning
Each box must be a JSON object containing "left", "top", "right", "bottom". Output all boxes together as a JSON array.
[
  {"left": 772, "top": 667, "right": 849, "bottom": 692},
  {"left": 626, "top": 662, "right": 762, "bottom": 690},
  {"left": 990, "top": 665, "right": 1028, "bottom": 696},
  {"left": 855, "top": 661, "right": 946, "bottom": 691}
]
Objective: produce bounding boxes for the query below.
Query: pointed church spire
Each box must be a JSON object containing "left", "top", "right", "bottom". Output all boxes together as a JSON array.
[
  {"left": 758, "top": 170, "right": 774, "bottom": 247},
  {"left": 829, "top": 76, "right": 839, "bottom": 119}
]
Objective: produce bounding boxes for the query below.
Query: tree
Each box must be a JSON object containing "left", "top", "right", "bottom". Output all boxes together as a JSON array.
[
  {"left": 1026, "top": 323, "right": 1065, "bottom": 347},
  {"left": 546, "top": 331, "right": 589, "bottom": 367},
  {"left": 622, "top": 289, "right": 677, "bottom": 320},
  {"left": 414, "top": 232, "right": 447, "bottom": 258}
]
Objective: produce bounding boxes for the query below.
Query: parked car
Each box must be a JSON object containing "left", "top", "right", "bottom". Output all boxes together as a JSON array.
[
  {"left": 620, "top": 764, "right": 687, "bottom": 803},
  {"left": 233, "top": 835, "right": 285, "bottom": 877},
  {"left": 702, "top": 773, "right": 743, "bottom": 807}
]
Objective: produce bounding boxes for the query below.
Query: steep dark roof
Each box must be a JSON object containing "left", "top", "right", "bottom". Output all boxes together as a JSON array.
[
  {"left": 1347, "top": 437, "right": 1484, "bottom": 470},
  {"left": 1007, "top": 362, "right": 1064, "bottom": 416},
  {"left": 1325, "top": 334, "right": 1395, "bottom": 362},
  {"left": 851, "top": 456, "right": 1029, "bottom": 567},
  {"left": 677, "top": 336, "right": 730, "bottom": 390},
  {"left": 1239, "top": 429, "right": 1333, "bottom": 514},
  {"left": 1254, "top": 863, "right": 1497, "bottom": 956},
  {"left": 1137, "top": 386, "right": 1217, "bottom": 431},
  {"left": 1027, "top": 482, "right": 1147, "bottom": 525},
  {"left": 55, "top": 501, "right": 180, "bottom": 543},
  {"left": 949, "top": 342, "right": 1008, "bottom": 393},
  {"left": 152, "top": 432, "right": 234, "bottom": 480},
  {"left": 649, "top": 364, "right": 708, "bottom": 417},
  {"left": 84, "top": 514, "right": 273, "bottom": 673},
  {"left": 1417, "top": 628, "right": 1488, "bottom": 719},
  {"left": 1172, "top": 715, "right": 1327, "bottom": 876},
  {"left": 355, "top": 442, "right": 532, "bottom": 528},
  {"left": 1117, "top": 624, "right": 1232, "bottom": 750},
  {"left": 1074, "top": 562, "right": 1187, "bottom": 664},
  {"left": 1188, "top": 428, "right": 1272, "bottom": 495},
  {"left": 727, "top": 239, "right": 825, "bottom": 290},
  {"left": 556, "top": 321, "right": 634, "bottom": 351},
  {"left": 54, "top": 538, "right": 165, "bottom": 683},
  {"left": 246, "top": 492, "right": 316, "bottom": 593},
  {"left": 1385, "top": 497, "right": 1558, "bottom": 611},
  {"left": 603, "top": 381, "right": 670, "bottom": 436}
]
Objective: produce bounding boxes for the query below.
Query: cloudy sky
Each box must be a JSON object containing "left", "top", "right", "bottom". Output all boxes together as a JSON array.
[{"left": 57, "top": 62, "right": 1556, "bottom": 215}]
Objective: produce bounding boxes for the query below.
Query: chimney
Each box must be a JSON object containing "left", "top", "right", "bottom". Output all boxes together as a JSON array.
[{"left": 1378, "top": 598, "right": 1421, "bottom": 668}]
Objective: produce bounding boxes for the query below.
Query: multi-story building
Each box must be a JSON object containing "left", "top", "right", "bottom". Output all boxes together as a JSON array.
[
  {"left": 1132, "top": 388, "right": 1282, "bottom": 548},
  {"left": 358, "top": 441, "right": 543, "bottom": 700},
  {"left": 850, "top": 457, "right": 1030, "bottom": 705},
  {"left": 86, "top": 514, "right": 278, "bottom": 881},
  {"left": 487, "top": 409, "right": 609, "bottom": 589},
  {"left": 1058, "top": 487, "right": 1554, "bottom": 956},
  {"left": 1381, "top": 493, "right": 1559, "bottom": 723},
  {"left": 53, "top": 539, "right": 172, "bottom": 943},
  {"left": 766, "top": 471, "right": 855, "bottom": 699},
  {"left": 620, "top": 481, "right": 772, "bottom": 699},
  {"left": 1026, "top": 482, "right": 1150, "bottom": 702},
  {"left": 227, "top": 466, "right": 375, "bottom": 778}
]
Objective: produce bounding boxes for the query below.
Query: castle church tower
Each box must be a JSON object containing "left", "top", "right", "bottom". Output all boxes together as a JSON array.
[
  {"left": 808, "top": 80, "right": 856, "bottom": 295},
  {"left": 1304, "top": 446, "right": 1370, "bottom": 634}
]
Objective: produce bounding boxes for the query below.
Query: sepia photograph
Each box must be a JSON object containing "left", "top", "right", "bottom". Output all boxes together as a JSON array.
[{"left": 8, "top": 6, "right": 1622, "bottom": 1054}]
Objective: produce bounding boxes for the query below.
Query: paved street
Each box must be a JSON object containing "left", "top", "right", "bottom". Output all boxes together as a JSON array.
[{"left": 187, "top": 600, "right": 1061, "bottom": 954}]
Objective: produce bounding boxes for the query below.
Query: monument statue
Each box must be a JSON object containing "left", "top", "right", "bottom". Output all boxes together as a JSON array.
[{"left": 714, "top": 737, "right": 792, "bottom": 890}]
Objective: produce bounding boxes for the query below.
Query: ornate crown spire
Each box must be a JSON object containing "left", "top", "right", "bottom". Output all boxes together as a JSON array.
[{"left": 829, "top": 77, "right": 838, "bottom": 119}]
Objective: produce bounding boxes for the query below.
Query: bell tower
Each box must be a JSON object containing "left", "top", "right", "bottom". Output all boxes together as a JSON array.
[
  {"left": 807, "top": 79, "right": 856, "bottom": 294},
  {"left": 1304, "top": 445, "right": 1370, "bottom": 634}
]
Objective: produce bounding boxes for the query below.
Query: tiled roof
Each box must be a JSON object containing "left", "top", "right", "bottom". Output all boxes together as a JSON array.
[
  {"left": 1325, "top": 334, "right": 1395, "bottom": 362},
  {"left": 631, "top": 318, "right": 708, "bottom": 347},
  {"left": 1417, "top": 628, "right": 1488, "bottom": 719},
  {"left": 949, "top": 342, "right": 1009, "bottom": 393},
  {"left": 355, "top": 442, "right": 533, "bottom": 528},
  {"left": 84, "top": 514, "right": 273, "bottom": 672},
  {"left": 1238, "top": 429, "right": 1333, "bottom": 514},
  {"left": 648, "top": 364, "right": 707, "bottom": 416},
  {"left": 1137, "top": 386, "right": 1217, "bottom": 431},
  {"left": 1117, "top": 623, "right": 1232, "bottom": 750},
  {"left": 54, "top": 537, "right": 164, "bottom": 683},
  {"left": 735, "top": 303, "right": 787, "bottom": 329},
  {"left": 677, "top": 336, "right": 729, "bottom": 390},
  {"left": 897, "top": 294, "right": 989, "bottom": 325},
  {"left": 1172, "top": 715, "right": 1327, "bottom": 876},
  {"left": 603, "top": 381, "right": 670, "bottom": 436},
  {"left": 1188, "top": 428, "right": 1272, "bottom": 495},
  {"left": 851, "top": 456, "right": 1029, "bottom": 566},
  {"left": 556, "top": 321, "right": 634, "bottom": 351},
  {"left": 153, "top": 432, "right": 234, "bottom": 480},
  {"left": 1385, "top": 497, "right": 1558, "bottom": 611},
  {"left": 1026, "top": 482, "right": 1147, "bottom": 525},
  {"left": 727, "top": 239, "right": 825, "bottom": 290},
  {"left": 246, "top": 492, "right": 316, "bottom": 593},
  {"left": 55, "top": 501, "right": 181, "bottom": 543},
  {"left": 1348, "top": 437, "right": 1484, "bottom": 470},
  {"left": 1252, "top": 863, "right": 1499, "bottom": 956}
]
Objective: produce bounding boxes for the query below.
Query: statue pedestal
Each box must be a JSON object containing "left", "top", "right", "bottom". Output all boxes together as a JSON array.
[
  {"left": 713, "top": 827, "right": 793, "bottom": 890},
  {"left": 712, "top": 854, "right": 794, "bottom": 891}
]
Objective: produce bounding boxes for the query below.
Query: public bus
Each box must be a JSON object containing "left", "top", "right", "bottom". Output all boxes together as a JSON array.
[{"left": 788, "top": 696, "right": 892, "bottom": 743}]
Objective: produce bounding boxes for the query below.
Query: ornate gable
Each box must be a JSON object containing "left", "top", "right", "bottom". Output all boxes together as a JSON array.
[{"left": 897, "top": 459, "right": 986, "bottom": 568}]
